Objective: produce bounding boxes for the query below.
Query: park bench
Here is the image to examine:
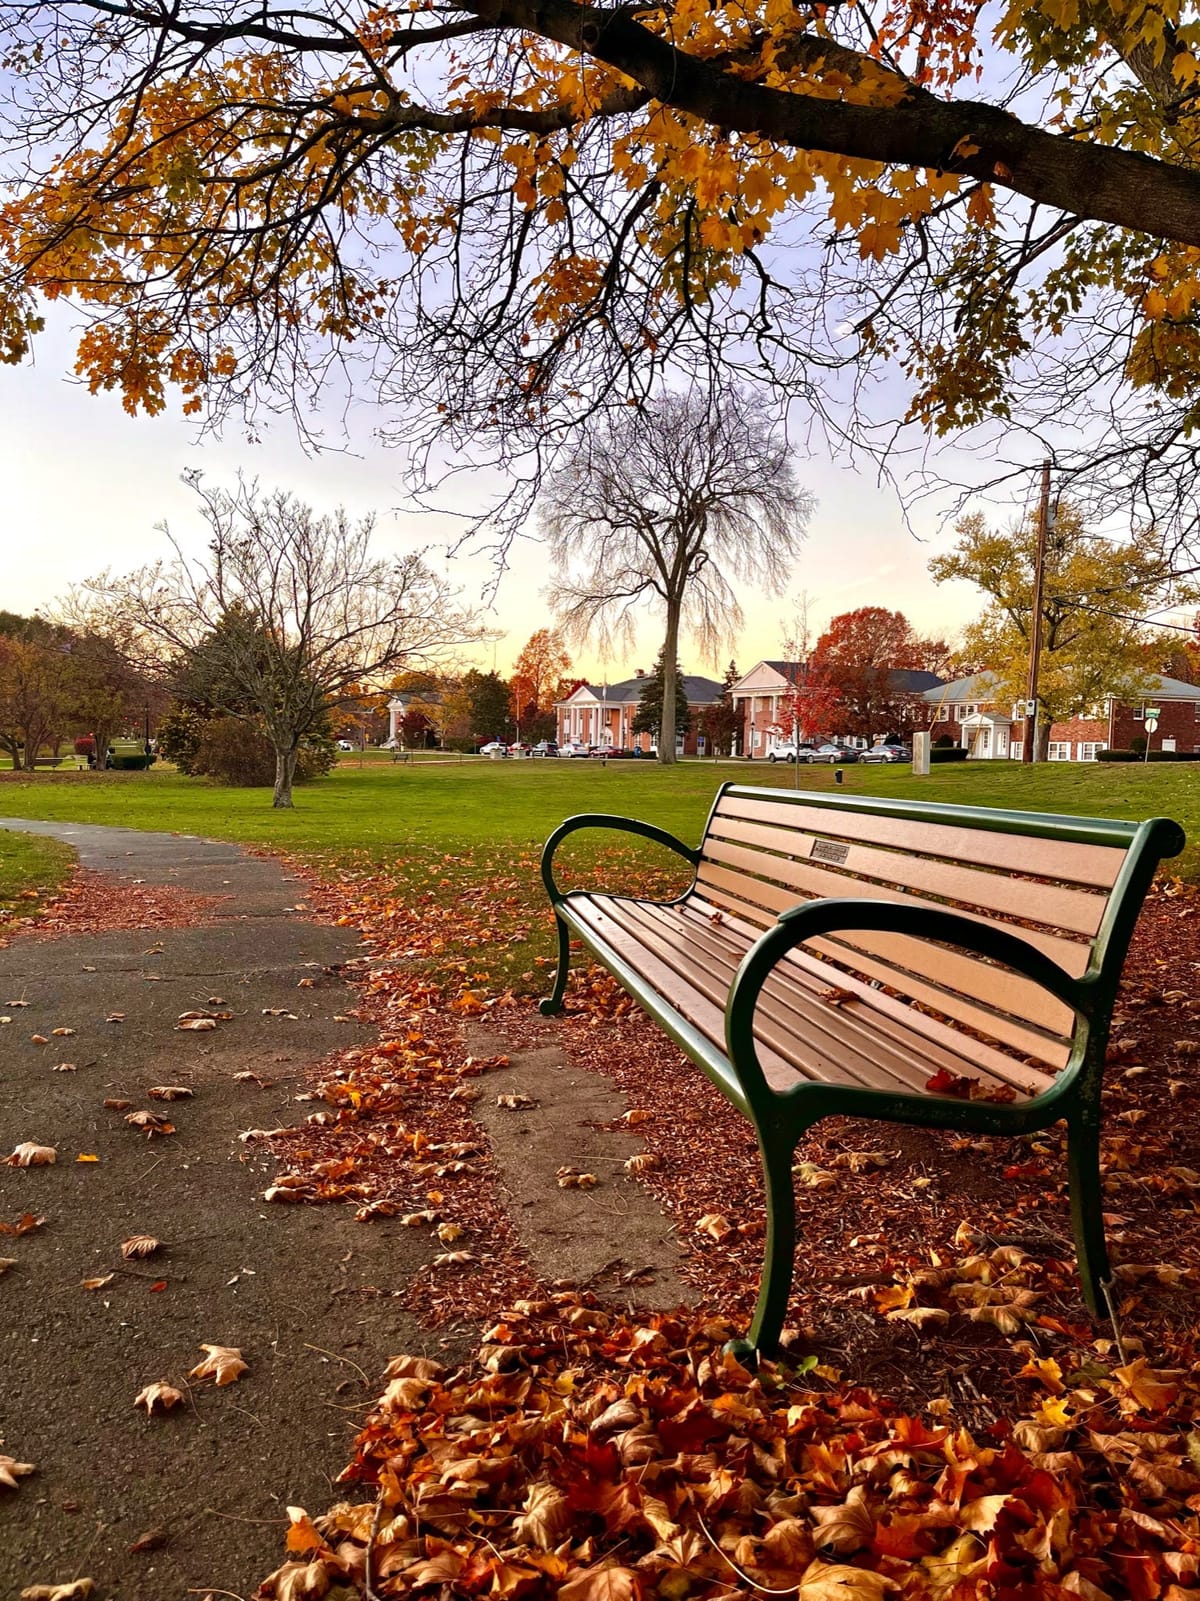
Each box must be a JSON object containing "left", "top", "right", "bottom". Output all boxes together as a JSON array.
[{"left": 539, "top": 785, "right": 1185, "bottom": 1357}]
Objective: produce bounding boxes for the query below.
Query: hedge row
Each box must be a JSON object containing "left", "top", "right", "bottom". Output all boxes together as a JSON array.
[
  {"left": 1096, "top": 748, "right": 1200, "bottom": 762},
  {"left": 929, "top": 747, "right": 969, "bottom": 764}
]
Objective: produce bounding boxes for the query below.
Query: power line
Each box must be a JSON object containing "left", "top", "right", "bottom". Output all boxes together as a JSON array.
[{"left": 1052, "top": 595, "right": 1199, "bottom": 635}]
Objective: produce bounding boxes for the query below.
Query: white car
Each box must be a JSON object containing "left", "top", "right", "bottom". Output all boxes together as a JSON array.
[
  {"left": 479, "top": 740, "right": 509, "bottom": 755},
  {"left": 766, "top": 742, "right": 815, "bottom": 764},
  {"left": 560, "top": 742, "right": 591, "bottom": 757},
  {"left": 336, "top": 739, "right": 354, "bottom": 751}
]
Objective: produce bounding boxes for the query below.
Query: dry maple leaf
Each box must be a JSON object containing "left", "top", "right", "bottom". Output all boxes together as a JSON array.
[
  {"left": 127, "top": 1528, "right": 168, "bottom": 1554},
  {"left": 812, "top": 1484, "right": 877, "bottom": 1554},
  {"left": 49, "top": 1063, "right": 76, "bottom": 1073},
  {"left": 0, "top": 1213, "right": 44, "bottom": 1237},
  {"left": 1113, "top": 1356, "right": 1182, "bottom": 1412},
  {"left": 80, "top": 1273, "right": 115, "bottom": 1291},
  {"left": 496, "top": 1092, "right": 537, "bottom": 1108},
  {"left": 124, "top": 1111, "right": 175, "bottom": 1137},
  {"left": 624, "top": 1152, "right": 659, "bottom": 1174},
  {"left": 436, "top": 1221, "right": 466, "bottom": 1243},
  {"left": 175, "top": 1017, "right": 217, "bottom": 1032},
  {"left": 695, "top": 1212, "right": 734, "bottom": 1242},
  {"left": 29, "top": 1034, "right": 47, "bottom": 1044},
  {"left": 134, "top": 1382, "right": 185, "bottom": 1415},
  {"left": 190, "top": 1343, "right": 249, "bottom": 1386},
  {"left": 398, "top": 1210, "right": 440, "bottom": 1227},
  {"left": 796, "top": 1560, "right": 896, "bottom": 1599},
  {"left": 50, "top": 1028, "right": 75, "bottom": 1037},
  {"left": 622, "top": 1109, "right": 653, "bottom": 1126},
  {"left": 19, "top": 1583, "right": 94, "bottom": 1601},
  {"left": 105, "top": 1013, "right": 125, "bottom": 1023},
  {"left": 0, "top": 1454, "right": 35, "bottom": 1490},
  {"left": 557, "top": 1167, "right": 598, "bottom": 1189},
  {"left": 559, "top": 1564, "right": 640, "bottom": 1601},
  {"left": 120, "top": 1234, "right": 162, "bottom": 1259},
  {"left": 793, "top": 1161, "right": 837, "bottom": 1190},
  {"left": 382, "top": 1353, "right": 443, "bottom": 1381},
  {"left": 147, "top": 1085, "right": 193, "bottom": 1101},
  {"left": 432, "top": 1249, "right": 475, "bottom": 1266},
  {"left": 887, "top": 1306, "right": 950, "bottom": 1332},
  {"left": 260, "top": 1559, "right": 332, "bottom": 1601},
  {"left": 514, "top": 1481, "right": 573, "bottom": 1549},
  {"left": 5, "top": 1143, "right": 56, "bottom": 1167}
]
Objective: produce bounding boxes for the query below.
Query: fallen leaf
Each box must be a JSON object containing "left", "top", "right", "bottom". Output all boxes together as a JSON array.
[
  {"left": 121, "top": 1235, "right": 162, "bottom": 1259},
  {"left": 81, "top": 1274, "right": 115, "bottom": 1291},
  {"left": 622, "top": 1109, "right": 653, "bottom": 1126},
  {"left": 127, "top": 1528, "right": 168, "bottom": 1554},
  {"left": 497, "top": 1093, "right": 538, "bottom": 1108},
  {"left": 19, "top": 1582, "right": 94, "bottom": 1601},
  {"left": 0, "top": 1213, "right": 44, "bottom": 1236},
  {"left": 887, "top": 1306, "right": 950, "bottom": 1331},
  {"left": 50, "top": 1062, "right": 76, "bottom": 1073},
  {"left": 794, "top": 1161, "right": 837, "bottom": 1190},
  {"left": 559, "top": 1564, "right": 639, "bottom": 1601},
  {"left": 5, "top": 1143, "right": 56, "bottom": 1167},
  {"left": 0, "top": 1454, "right": 35, "bottom": 1490},
  {"left": 1113, "top": 1356, "right": 1181, "bottom": 1412},
  {"left": 436, "top": 1221, "right": 466, "bottom": 1243},
  {"left": 75, "top": 1154, "right": 99, "bottom": 1163},
  {"left": 134, "top": 1382, "right": 185, "bottom": 1415},
  {"left": 797, "top": 1560, "right": 896, "bottom": 1599},
  {"left": 29, "top": 1034, "right": 47, "bottom": 1044},
  {"left": 102, "top": 1099, "right": 132, "bottom": 1111},
  {"left": 124, "top": 1112, "right": 175, "bottom": 1137},
  {"left": 51, "top": 1028, "right": 75, "bottom": 1038},
  {"left": 696, "top": 1212, "right": 734, "bottom": 1241},
  {"left": 624, "top": 1152, "right": 659, "bottom": 1174},
  {"left": 147, "top": 1085, "right": 193, "bottom": 1101},
  {"left": 432, "top": 1250, "right": 475, "bottom": 1266},
  {"left": 105, "top": 1013, "right": 125, "bottom": 1023},
  {"left": 175, "top": 1017, "right": 217, "bottom": 1032},
  {"left": 812, "top": 1484, "right": 876, "bottom": 1554},
  {"left": 514, "top": 1481, "right": 573, "bottom": 1549},
  {"left": 0, "top": 1258, "right": 16, "bottom": 1274},
  {"left": 190, "top": 1343, "right": 249, "bottom": 1386}
]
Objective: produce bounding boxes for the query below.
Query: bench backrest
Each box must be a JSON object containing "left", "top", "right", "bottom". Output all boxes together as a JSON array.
[{"left": 696, "top": 786, "right": 1184, "bottom": 1076}]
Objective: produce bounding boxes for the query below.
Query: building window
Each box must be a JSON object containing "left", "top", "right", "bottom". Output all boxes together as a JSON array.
[
  {"left": 935, "top": 703, "right": 950, "bottom": 722},
  {"left": 1048, "top": 741, "right": 1073, "bottom": 761},
  {"left": 1010, "top": 740, "right": 1023, "bottom": 761},
  {"left": 1194, "top": 702, "right": 1200, "bottom": 720},
  {"left": 1133, "top": 704, "right": 1145, "bottom": 720},
  {"left": 1078, "top": 742, "right": 1101, "bottom": 761}
]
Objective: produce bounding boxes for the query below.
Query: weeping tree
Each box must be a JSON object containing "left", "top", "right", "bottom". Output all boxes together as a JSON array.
[
  {"left": 85, "top": 476, "right": 479, "bottom": 807},
  {"left": 540, "top": 389, "right": 812, "bottom": 764}
]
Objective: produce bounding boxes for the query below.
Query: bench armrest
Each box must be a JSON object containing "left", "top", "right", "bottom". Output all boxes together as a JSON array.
[
  {"left": 541, "top": 814, "right": 700, "bottom": 905},
  {"left": 725, "top": 896, "right": 1096, "bottom": 1102}
]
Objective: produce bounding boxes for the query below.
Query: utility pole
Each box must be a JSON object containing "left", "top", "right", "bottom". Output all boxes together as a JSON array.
[{"left": 1023, "top": 460, "right": 1053, "bottom": 764}]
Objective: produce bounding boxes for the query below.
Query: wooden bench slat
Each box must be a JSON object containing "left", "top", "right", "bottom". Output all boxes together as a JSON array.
[
  {"left": 625, "top": 898, "right": 1037, "bottom": 1096},
  {"left": 664, "top": 897, "right": 1059, "bottom": 1096},
  {"left": 592, "top": 894, "right": 1056, "bottom": 1100},
  {"left": 692, "top": 860, "right": 1079, "bottom": 1038},
  {"left": 715, "top": 793, "right": 1127, "bottom": 889},
  {"left": 706, "top": 814, "right": 1108, "bottom": 937},
  {"left": 588, "top": 896, "right": 992, "bottom": 1097},
  {"left": 696, "top": 854, "right": 1093, "bottom": 978}
]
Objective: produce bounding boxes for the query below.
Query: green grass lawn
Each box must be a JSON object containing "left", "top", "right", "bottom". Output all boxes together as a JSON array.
[
  {"left": 0, "top": 756, "right": 1194, "bottom": 991},
  {"left": 0, "top": 830, "right": 75, "bottom": 932}
]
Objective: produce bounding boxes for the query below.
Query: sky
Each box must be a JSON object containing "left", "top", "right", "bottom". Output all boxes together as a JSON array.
[{"left": 1, "top": 313, "right": 989, "bottom": 680}]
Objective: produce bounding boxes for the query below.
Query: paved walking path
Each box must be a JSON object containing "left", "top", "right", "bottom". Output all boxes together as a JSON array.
[{"left": 0, "top": 820, "right": 443, "bottom": 1600}]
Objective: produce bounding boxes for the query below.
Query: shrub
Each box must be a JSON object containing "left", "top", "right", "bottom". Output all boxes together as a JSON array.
[
  {"left": 932, "top": 733, "right": 956, "bottom": 748},
  {"left": 1097, "top": 748, "right": 1200, "bottom": 762},
  {"left": 73, "top": 736, "right": 95, "bottom": 757},
  {"left": 158, "top": 704, "right": 335, "bottom": 785},
  {"left": 929, "top": 746, "right": 968, "bottom": 763}
]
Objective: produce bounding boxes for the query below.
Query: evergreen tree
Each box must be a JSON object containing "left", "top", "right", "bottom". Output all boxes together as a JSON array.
[
  {"left": 465, "top": 669, "right": 514, "bottom": 741},
  {"left": 701, "top": 660, "right": 740, "bottom": 756},
  {"left": 633, "top": 651, "right": 690, "bottom": 748}
]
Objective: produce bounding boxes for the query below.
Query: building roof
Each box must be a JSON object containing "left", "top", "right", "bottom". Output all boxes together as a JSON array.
[
  {"left": 557, "top": 673, "right": 724, "bottom": 707},
  {"left": 924, "top": 670, "right": 1200, "bottom": 704}
]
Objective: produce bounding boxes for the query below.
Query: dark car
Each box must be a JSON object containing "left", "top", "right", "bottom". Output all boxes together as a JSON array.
[
  {"left": 532, "top": 740, "right": 559, "bottom": 757},
  {"left": 811, "top": 742, "right": 861, "bottom": 764},
  {"left": 859, "top": 743, "right": 912, "bottom": 764}
]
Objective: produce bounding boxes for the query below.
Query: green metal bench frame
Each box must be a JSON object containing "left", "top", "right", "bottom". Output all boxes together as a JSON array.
[{"left": 538, "top": 785, "right": 1185, "bottom": 1357}]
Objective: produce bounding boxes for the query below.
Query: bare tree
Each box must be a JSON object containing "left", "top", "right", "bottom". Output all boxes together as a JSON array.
[
  {"left": 540, "top": 389, "right": 813, "bottom": 764},
  {"left": 86, "top": 477, "right": 481, "bottom": 807}
]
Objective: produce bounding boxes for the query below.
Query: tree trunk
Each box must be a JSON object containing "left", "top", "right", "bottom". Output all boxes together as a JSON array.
[
  {"left": 1035, "top": 719, "right": 1051, "bottom": 763},
  {"left": 273, "top": 745, "right": 298, "bottom": 808},
  {"left": 659, "top": 606, "right": 680, "bottom": 766}
]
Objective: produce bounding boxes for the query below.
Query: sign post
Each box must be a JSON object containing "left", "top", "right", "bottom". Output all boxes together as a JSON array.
[{"left": 1144, "top": 706, "right": 1160, "bottom": 763}]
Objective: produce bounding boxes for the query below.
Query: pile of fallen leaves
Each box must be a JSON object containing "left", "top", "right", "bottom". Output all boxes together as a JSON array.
[
  {"left": 0, "top": 867, "right": 224, "bottom": 944},
  {"left": 261, "top": 1299, "right": 1200, "bottom": 1601}
]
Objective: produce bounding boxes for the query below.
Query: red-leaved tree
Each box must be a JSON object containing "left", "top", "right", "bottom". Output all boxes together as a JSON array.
[{"left": 810, "top": 609, "right": 946, "bottom": 742}]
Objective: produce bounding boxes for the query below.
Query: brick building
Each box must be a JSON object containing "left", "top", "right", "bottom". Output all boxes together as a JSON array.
[
  {"left": 923, "top": 672, "right": 1200, "bottom": 760},
  {"left": 554, "top": 671, "right": 724, "bottom": 755},
  {"left": 731, "top": 659, "right": 944, "bottom": 757}
]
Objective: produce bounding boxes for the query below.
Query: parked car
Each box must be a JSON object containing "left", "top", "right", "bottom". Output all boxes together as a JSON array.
[
  {"left": 479, "top": 740, "right": 508, "bottom": 756},
  {"left": 532, "top": 740, "right": 559, "bottom": 757},
  {"left": 509, "top": 741, "right": 532, "bottom": 756},
  {"left": 810, "top": 742, "right": 861, "bottom": 764},
  {"left": 560, "top": 741, "right": 591, "bottom": 757},
  {"left": 336, "top": 739, "right": 354, "bottom": 751},
  {"left": 766, "top": 742, "right": 816, "bottom": 764},
  {"left": 859, "top": 743, "right": 912, "bottom": 764}
]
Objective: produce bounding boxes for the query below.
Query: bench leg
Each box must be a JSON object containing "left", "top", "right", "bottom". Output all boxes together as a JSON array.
[
  {"left": 538, "top": 914, "right": 571, "bottom": 1016},
  {"left": 1067, "top": 1109, "right": 1110, "bottom": 1318},
  {"left": 735, "top": 1133, "right": 798, "bottom": 1361}
]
